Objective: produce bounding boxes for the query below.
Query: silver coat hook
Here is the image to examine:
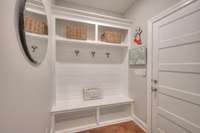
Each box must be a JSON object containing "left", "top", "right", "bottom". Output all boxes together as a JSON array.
[
  {"left": 106, "top": 52, "right": 110, "bottom": 58},
  {"left": 91, "top": 51, "right": 96, "bottom": 58},
  {"left": 74, "top": 50, "right": 80, "bottom": 56},
  {"left": 31, "top": 45, "right": 38, "bottom": 52}
]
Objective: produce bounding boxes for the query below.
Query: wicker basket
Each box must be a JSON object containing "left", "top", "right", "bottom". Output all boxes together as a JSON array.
[
  {"left": 101, "top": 31, "right": 122, "bottom": 43},
  {"left": 65, "top": 25, "right": 87, "bottom": 40},
  {"left": 24, "top": 16, "right": 48, "bottom": 35}
]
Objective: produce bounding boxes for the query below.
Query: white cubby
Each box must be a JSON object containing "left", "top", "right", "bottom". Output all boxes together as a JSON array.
[
  {"left": 56, "top": 19, "right": 96, "bottom": 41},
  {"left": 99, "top": 104, "right": 131, "bottom": 123},
  {"left": 23, "top": 5, "right": 48, "bottom": 63},
  {"left": 24, "top": 4, "right": 48, "bottom": 37},
  {"left": 51, "top": 4, "right": 133, "bottom": 133},
  {"left": 55, "top": 17, "right": 129, "bottom": 48},
  {"left": 24, "top": 7, "right": 47, "bottom": 24},
  {"left": 55, "top": 110, "right": 96, "bottom": 133},
  {"left": 98, "top": 25, "right": 129, "bottom": 44}
]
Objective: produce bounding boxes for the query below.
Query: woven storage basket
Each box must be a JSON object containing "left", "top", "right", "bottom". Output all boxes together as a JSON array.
[
  {"left": 101, "top": 31, "right": 122, "bottom": 43},
  {"left": 65, "top": 25, "right": 87, "bottom": 40},
  {"left": 24, "top": 16, "right": 48, "bottom": 35}
]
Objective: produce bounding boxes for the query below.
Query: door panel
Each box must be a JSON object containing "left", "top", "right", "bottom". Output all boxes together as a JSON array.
[
  {"left": 158, "top": 93, "right": 200, "bottom": 125},
  {"left": 159, "top": 72, "right": 200, "bottom": 94},
  {"left": 152, "top": 0, "right": 200, "bottom": 133},
  {"left": 159, "top": 1, "right": 200, "bottom": 42},
  {"left": 159, "top": 10, "right": 200, "bottom": 41},
  {"left": 157, "top": 107, "right": 200, "bottom": 133},
  {"left": 157, "top": 115, "right": 190, "bottom": 133},
  {"left": 159, "top": 42, "right": 200, "bottom": 63}
]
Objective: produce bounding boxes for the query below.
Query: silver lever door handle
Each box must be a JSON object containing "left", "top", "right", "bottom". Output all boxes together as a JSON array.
[
  {"left": 152, "top": 87, "right": 158, "bottom": 92},
  {"left": 152, "top": 79, "right": 158, "bottom": 84}
]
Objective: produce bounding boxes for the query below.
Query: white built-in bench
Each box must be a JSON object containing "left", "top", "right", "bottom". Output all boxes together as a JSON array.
[{"left": 51, "top": 96, "right": 134, "bottom": 133}]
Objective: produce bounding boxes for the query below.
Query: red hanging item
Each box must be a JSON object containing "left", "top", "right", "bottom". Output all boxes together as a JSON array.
[{"left": 134, "top": 27, "right": 143, "bottom": 45}]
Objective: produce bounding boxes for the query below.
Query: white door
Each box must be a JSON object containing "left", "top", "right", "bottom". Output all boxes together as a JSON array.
[{"left": 151, "top": 0, "right": 200, "bottom": 133}]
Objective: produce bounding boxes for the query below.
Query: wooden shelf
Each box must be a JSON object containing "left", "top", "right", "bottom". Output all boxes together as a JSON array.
[
  {"left": 25, "top": 32, "right": 48, "bottom": 39},
  {"left": 52, "top": 96, "right": 134, "bottom": 114},
  {"left": 56, "top": 36, "right": 128, "bottom": 48}
]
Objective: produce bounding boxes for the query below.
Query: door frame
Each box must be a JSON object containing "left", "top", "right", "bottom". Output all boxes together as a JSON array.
[{"left": 146, "top": 0, "right": 197, "bottom": 132}]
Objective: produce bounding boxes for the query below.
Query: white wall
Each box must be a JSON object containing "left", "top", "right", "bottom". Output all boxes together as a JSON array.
[
  {"left": 0, "top": 1, "right": 53, "bottom": 133},
  {"left": 125, "top": 0, "right": 182, "bottom": 124}
]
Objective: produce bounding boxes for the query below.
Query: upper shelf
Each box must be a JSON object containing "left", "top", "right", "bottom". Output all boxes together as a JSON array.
[
  {"left": 25, "top": 7, "right": 46, "bottom": 16},
  {"left": 56, "top": 36, "right": 128, "bottom": 48},
  {"left": 25, "top": 0, "right": 46, "bottom": 16},
  {"left": 26, "top": 32, "right": 48, "bottom": 39}
]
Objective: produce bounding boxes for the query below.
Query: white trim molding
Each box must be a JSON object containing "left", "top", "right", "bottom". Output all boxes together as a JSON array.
[
  {"left": 147, "top": 20, "right": 153, "bottom": 133},
  {"left": 149, "top": 0, "right": 198, "bottom": 23},
  {"left": 131, "top": 114, "right": 147, "bottom": 132}
]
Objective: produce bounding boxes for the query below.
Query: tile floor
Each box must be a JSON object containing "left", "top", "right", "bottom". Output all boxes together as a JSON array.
[{"left": 77, "top": 121, "right": 145, "bottom": 133}]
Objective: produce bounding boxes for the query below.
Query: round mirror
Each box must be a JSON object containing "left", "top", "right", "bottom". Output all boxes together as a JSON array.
[{"left": 18, "top": 0, "right": 48, "bottom": 64}]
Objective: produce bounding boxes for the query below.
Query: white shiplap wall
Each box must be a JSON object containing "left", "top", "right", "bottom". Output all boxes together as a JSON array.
[{"left": 56, "top": 45, "right": 128, "bottom": 102}]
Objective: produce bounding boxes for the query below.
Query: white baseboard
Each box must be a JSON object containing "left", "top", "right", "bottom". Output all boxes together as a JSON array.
[
  {"left": 131, "top": 114, "right": 147, "bottom": 132},
  {"left": 98, "top": 117, "right": 133, "bottom": 129}
]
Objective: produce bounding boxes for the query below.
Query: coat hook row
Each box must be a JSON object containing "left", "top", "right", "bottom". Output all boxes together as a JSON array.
[{"left": 74, "top": 50, "right": 111, "bottom": 58}]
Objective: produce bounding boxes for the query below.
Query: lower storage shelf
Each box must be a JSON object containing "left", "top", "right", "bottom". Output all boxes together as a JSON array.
[
  {"left": 99, "top": 104, "right": 130, "bottom": 123},
  {"left": 55, "top": 110, "right": 96, "bottom": 133},
  {"left": 55, "top": 116, "right": 132, "bottom": 133},
  {"left": 51, "top": 97, "right": 134, "bottom": 133}
]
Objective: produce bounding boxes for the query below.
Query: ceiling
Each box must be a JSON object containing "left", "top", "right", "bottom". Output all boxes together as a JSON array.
[{"left": 59, "top": 0, "right": 136, "bottom": 14}]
